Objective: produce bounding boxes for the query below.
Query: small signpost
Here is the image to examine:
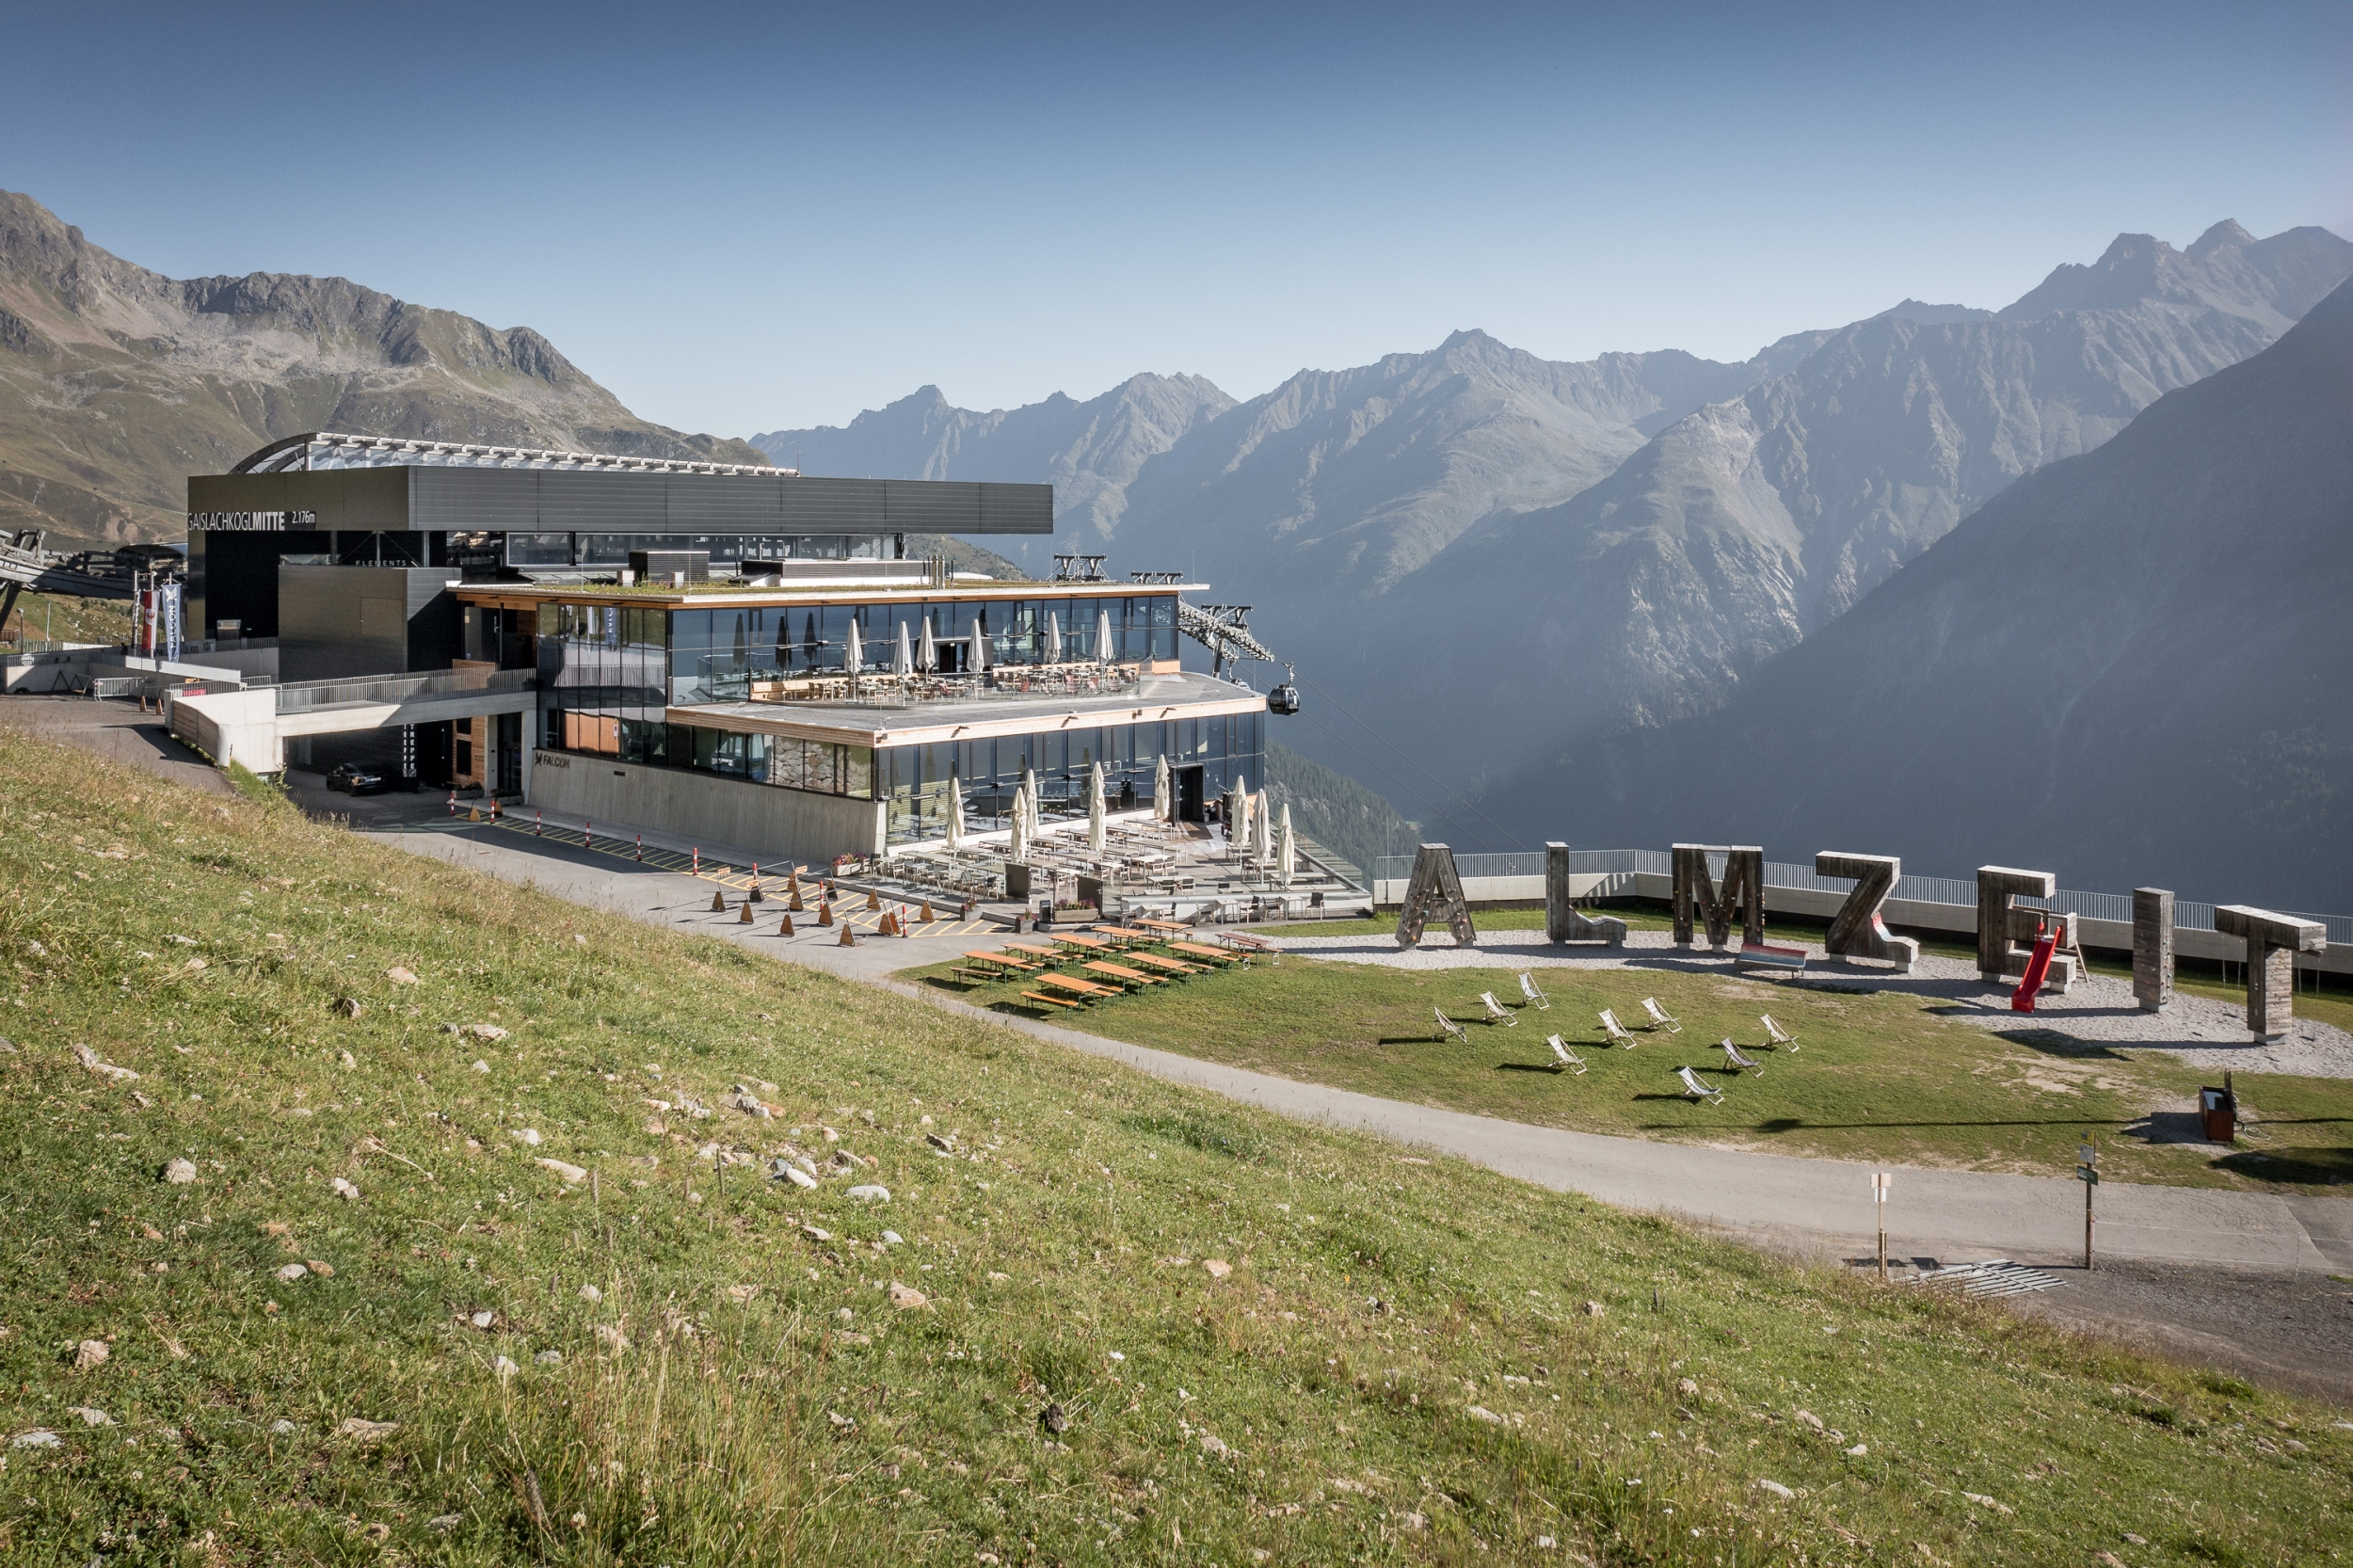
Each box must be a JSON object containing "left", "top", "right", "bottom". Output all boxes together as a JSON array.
[
  {"left": 1871, "top": 1172, "right": 1893, "bottom": 1279},
  {"left": 2077, "top": 1141, "right": 2100, "bottom": 1271}
]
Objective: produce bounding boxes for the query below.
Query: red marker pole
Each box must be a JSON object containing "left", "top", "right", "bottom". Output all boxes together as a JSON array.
[
  {"left": 536, "top": 809, "right": 543, "bottom": 836},
  {"left": 692, "top": 848, "right": 700, "bottom": 875},
  {"left": 447, "top": 791, "right": 456, "bottom": 816},
  {"left": 584, "top": 819, "right": 592, "bottom": 851},
  {"left": 635, "top": 832, "right": 643, "bottom": 862}
]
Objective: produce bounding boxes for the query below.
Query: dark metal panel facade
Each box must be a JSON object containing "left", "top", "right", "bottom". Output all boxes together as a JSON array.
[
  {"left": 667, "top": 472, "right": 785, "bottom": 532},
  {"left": 187, "top": 467, "right": 411, "bottom": 531},
  {"left": 979, "top": 482, "right": 1054, "bottom": 534},
  {"left": 278, "top": 565, "right": 424, "bottom": 680},
  {"left": 411, "top": 466, "right": 541, "bottom": 531},
  {"left": 538, "top": 471, "right": 669, "bottom": 530},
  {"left": 885, "top": 479, "right": 983, "bottom": 535},
  {"left": 782, "top": 476, "right": 888, "bottom": 533}
]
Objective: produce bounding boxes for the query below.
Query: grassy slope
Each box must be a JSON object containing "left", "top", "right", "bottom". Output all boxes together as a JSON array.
[
  {"left": 2, "top": 731, "right": 2348, "bottom": 1566},
  {"left": 3, "top": 592, "right": 135, "bottom": 648}
]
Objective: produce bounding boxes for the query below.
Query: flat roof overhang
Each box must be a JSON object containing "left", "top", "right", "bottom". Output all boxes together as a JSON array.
[
  {"left": 457, "top": 582, "right": 1207, "bottom": 612},
  {"left": 668, "top": 673, "right": 1266, "bottom": 750}
]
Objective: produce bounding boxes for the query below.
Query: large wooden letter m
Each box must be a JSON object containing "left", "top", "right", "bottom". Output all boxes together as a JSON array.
[{"left": 1672, "top": 843, "right": 1764, "bottom": 951}]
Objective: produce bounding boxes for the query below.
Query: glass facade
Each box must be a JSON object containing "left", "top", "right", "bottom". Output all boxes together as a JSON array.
[
  {"left": 875, "top": 709, "right": 1263, "bottom": 844},
  {"left": 533, "top": 592, "right": 1229, "bottom": 817},
  {"left": 504, "top": 533, "right": 897, "bottom": 569}
]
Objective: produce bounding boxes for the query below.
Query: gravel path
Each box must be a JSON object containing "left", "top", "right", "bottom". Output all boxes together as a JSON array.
[{"left": 1262, "top": 927, "right": 2353, "bottom": 1080}]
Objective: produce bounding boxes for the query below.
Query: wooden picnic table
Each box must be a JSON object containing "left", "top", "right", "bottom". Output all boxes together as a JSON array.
[
  {"left": 1038, "top": 972, "right": 1118, "bottom": 1000},
  {"left": 1048, "top": 932, "right": 1112, "bottom": 952},
  {"left": 1168, "top": 940, "right": 1240, "bottom": 964},
  {"left": 962, "top": 952, "right": 1037, "bottom": 971},
  {"left": 1083, "top": 961, "right": 1163, "bottom": 987},
  {"left": 1133, "top": 918, "right": 1190, "bottom": 932},
  {"left": 1002, "top": 942, "right": 1065, "bottom": 962},
  {"left": 1123, "top": 952, "right": 1205, "bottom": 977}
]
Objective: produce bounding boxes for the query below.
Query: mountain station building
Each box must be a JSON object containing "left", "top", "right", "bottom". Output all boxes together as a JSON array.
[{"left": 175, "top": 433, "right": 1281, "bottom": 875}]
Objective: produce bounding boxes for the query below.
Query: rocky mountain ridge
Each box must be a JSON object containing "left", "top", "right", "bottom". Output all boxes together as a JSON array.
[
  {"left": 1445, "top": 273, "right": 2353, "bottom": 907},
  {"left": 0, "top": 189, "right": 765, "bottom": 545}
]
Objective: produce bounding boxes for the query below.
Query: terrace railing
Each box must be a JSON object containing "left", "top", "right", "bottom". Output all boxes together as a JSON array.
[{"left": 274, "top": 666, "right": 536, "bottom": 715}]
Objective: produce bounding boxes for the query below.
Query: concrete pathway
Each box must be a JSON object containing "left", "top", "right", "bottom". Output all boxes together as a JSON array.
[{"left": 336, "top": 793, "right": 2351, "bottom": 1277}]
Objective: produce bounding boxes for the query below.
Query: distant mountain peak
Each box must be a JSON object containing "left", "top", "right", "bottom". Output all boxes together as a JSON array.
[
  {"left": 2188, "top": 218, "right": 2257, "bottom": 257},
  {"left": 1878, "top": 299, "right": 1994, "bottom": 326}
]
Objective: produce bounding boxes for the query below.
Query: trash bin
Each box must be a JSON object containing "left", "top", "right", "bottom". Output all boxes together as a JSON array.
[{"left": 2199, "top": 1084, "right": 2236, "bottom": 1144}]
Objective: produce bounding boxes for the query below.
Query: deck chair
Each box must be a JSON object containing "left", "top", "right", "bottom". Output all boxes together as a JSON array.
[
  {"left": 1760, "top": 1015, "right": 1799, "bottom": 1051},
  {"left": 1598, "top": 1009, "right": 1640, "bottom": 1048},
  {"left": 1434, "top": 1008, "right": 1470, "bottom": 1045},
  {"left": 1479, "top": 991, "right": 1517, "bottom": 1027},
  {"left": 1718, "top": 1037, "right": 1765, "bottom": 1076},
  {"left": 1676, "top": 1065, "right": 1726, "bottom": 1105},
  {"left": 1546, "top": 1035, "right": 1588, "bottom": 1075},
  {"left": 1516, "top": 972, "right": 1550, "bottom": 1011},
  {"left": 1641, "top": 997, "right": 1683, "bottom": 1033}
]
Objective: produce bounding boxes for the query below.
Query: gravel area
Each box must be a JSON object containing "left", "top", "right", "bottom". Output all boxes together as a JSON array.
[{"left": 1262, "top": 927, "right": 2353, "bottom": 1080}]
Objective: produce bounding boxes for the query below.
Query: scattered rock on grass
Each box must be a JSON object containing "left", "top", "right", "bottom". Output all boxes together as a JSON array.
[
  {"left": 162, "top": 1158, "right": 198, "bottom": 1185},
  {"left": 1202, "top": 1258, "right": 1232, "bottom": 1280},
  {"left": 577, "top": 1284, "right": 602, "bottom": 1304},
  {"left": 332, "top": 998, "right": 361, "bottom": 1019},
  {"left": 1039, "top": 1402, "right": 1068, "bottom": 1434},
  {"left": 492, "top": 1355, "right": 519, "bottom": 1380},
  {"left": 1581, "top": 1301, "right": 1605, "bottom": 1317},
  {"left": 536, "top": 1158, "right": 587, "bottom": 1184},
  {"left": 593, "top": 1325, "right": 629, "bottom": 1351},
  {"left": 330, "top": 1177, "right": 360, "bottom": 1201},
  {"left": 276, "top": 1263, "right": 310, "bottom": 1283},
  {"left": 386, "top": 968, "right": 419, "bottom": 985},
  {"left": 469, "top": 1311, "right": 497, "bottom": 1330},
  {"left": 845, "top": 1184, "right": 889, "bottom": 1203},
  {"left": 271, "top": 1419, "right": 298, "bottom": 1435},
  {"left": 426, "top": 1514, "right": 461, "bottom": 1533},
  {"left": 64, "top": 1406, "right": 112, "bottom": 1426},
  {"left": 1755, "top": 1480, "right": 1793, "bottom": 1499},
  {"left": 535, "top": 1351, "right": 562, "bottom": 1366},
  {"left": 73, "top": 1044, "right": 138, "bottom": 1082},
  {"left": 10, "top": 1429, "right": 61, "bottom": 1448},
  {"left": 1676, "top": 1378, "right": 1699, "bottom": 1396},
  {"left": 888, "top": 1281, "right": 928, "bottom": 1310},
  {"left": 515, "top": 1128, "right": 542, "bottom": 1146},
  {"left": 69, "top": 1339, "right": 108, "bottom": 1371},
  {"left": 336, "top": 1417, "right": 398, "bottom": 1444}
]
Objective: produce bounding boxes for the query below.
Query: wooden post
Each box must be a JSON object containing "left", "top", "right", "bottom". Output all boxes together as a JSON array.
[
  {"left": 1871, "top": 1172, "right": 1891, "bottom": 1280},
  {"left": 2132, "top": 888, "right": 2174, "bottom": 1013},
  {"left": 2077, "top": 1141, "right": 2098, "bottom": 1271}
]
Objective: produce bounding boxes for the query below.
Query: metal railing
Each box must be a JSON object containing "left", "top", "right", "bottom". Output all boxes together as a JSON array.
[
  {"left": 274, "top": 666, "right": 536, "bottom": 714},
  {"left": 1371, "top": 848, "right": 2350, "bottom": 946}
]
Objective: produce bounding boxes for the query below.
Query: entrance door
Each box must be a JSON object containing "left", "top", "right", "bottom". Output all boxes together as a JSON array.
[
  {"left": 496, "top": 712, "right": 523, "bottom": 794},
  {"left": 1175, "top": 763, "right": 1206, "bottom": 824}
]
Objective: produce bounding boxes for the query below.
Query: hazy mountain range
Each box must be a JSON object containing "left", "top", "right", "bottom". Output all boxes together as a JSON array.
[
  {"left": 0, "top": 189, "right": 765, "bottom": 547},
  {"left": 1441, "top": 274, "right": 2353, "bottom": 906},
  {"left": 756, "top": 221, "right": 2353, "bottom": 848}
]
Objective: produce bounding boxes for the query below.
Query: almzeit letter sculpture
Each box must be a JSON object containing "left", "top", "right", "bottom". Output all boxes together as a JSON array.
[
  {"left": 1395, "top": 843, "right": 1477, "bottom": 950},
  {"left": 1975, "top": 866, "right": 2075, "bottom": 994},
  {"left": 2214, "top": 904, "right": 2326, "bottom": 1043},
  {"left": 1545, "top": 843, "right": 1627, "bottom": 947},
  {"left": 2132, "top": 888, "right": 2174, "bottom": 1014},
  {"left": 1816, "top": 852, "right": 1919, "bottom": 972},
  {"left": 1672, "top": 844, "right": 1764, "bottom": 952}
]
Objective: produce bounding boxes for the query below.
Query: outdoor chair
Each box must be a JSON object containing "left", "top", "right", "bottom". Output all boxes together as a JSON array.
[
  {"left": 1598, "top": 1009, "right": 1640, "bottom": 1048},
  {"left": 1434, "top": 1008, "right": 1470, "bottom": 1045},
  {"left": 1676, "top": 1065, "right": 1726, "bottom": 1105},
  {"left": 1479, "top": 991, "right": 1517, "bottom": 1027},
  {"left": 1760, "top": 1015, "right": 1799, "bottom": 1050},
  {"left": 1545, "top": 1035, "right": 1588, "bottom": 1075},
  {"left": 1516, "top": 972, "right": 1550, "bottom": 1011},
  {"left": 1641, "top": 997, "right": 1683, "bottom": 1033},
  {"left": 1718, "top": 1037, "right": 1765, "bottom": 1076}
]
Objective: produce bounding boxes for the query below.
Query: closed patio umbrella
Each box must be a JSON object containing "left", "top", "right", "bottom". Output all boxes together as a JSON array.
[
  {"left": 1254, "top": 790, "right": 1273, "bottom": 864},
  {"left": 843, "top": 619, "right": 863, "bottom": 675},
  {"left": 1096, "top": 608, "right": 1115, "bottom": 664},
  {"left": 970, "top": 620, "right": 989, "bottom": 674},
  {"left": 918, "top": 616, "right": 936, "bottom": 673},
  {"left": 1021, "top": 762, "right": 1040, "bottom": 830},
  {"left": 1153, "top": 752, "right": 1171, "bottom": 824},
  {"left": 1045, "top": 612, "right": 1063, "bottom": 663},
  {"left": 1088, "top": 760, "right": 1107, "bottom": 853},
  {"left": 892, "top": 619, "right": 913, "bottom": 676},
  {"left": 1007, "top": 784, "right": 1029, "bottom": 863},
  {"left": 1275, "top": 802, "right": 1294, "bottom": 887},
  {"left": 946, "top": 776, "right": 966, "bottom": 852}
]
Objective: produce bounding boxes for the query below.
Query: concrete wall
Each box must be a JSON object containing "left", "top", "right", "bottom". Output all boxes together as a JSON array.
[{"left": 527, "top": 752, "right": 884, "bottom": 866}]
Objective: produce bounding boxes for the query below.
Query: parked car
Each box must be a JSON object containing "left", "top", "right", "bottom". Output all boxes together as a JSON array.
[{"left": 325, "top": 762, "right": 391, "bottom": 795}]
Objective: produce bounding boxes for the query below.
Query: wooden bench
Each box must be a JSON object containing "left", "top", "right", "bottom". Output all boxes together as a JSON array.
[
  {"left": 963, "top": 952, "right": 1037, "bottom": 972},
  {"left": 1019, "top": 990, "right": 1085, "bottom": 1011},
  {"left": 1124, "top": 952, "right": 1205, "bottom": 977},
  {"left": 1038, "top": 972, "right": 1120, "bottom": 1000},
  {"left": 1737, "top": 942, "right": 1808, "bottom": 972},
  {"left": 1168, "top": 940, "right": 1241, "bottom": 965}
]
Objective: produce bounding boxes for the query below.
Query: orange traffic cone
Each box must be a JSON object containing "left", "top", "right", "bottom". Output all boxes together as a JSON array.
[
  {"left": 920, "top": 899, "right": 935, "bottom": 923},
  {"left": 817, "top": 901, "right": 834, "bottom": 928},
  {"left": 839, "top": 923, "right": 857, "bottom": 947},
  {"left": 738, "top": 902, "right": 754, "bottom": 924},
  {"left": 468, "top": 805, "right": 482, "bottom": 823},
  {"left": 789, "top": 888, "right": 805, "bottom": 912},
  {"left": 778, "top": 913, "right": 794, "bottom": 936},
  {"left": 866, "top": 888, "right": 880, "bottom": 911},
  {"left": 710, "top": 889, "right": 727, "bottom": 913}
]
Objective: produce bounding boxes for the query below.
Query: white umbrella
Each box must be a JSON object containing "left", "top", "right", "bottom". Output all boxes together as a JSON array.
[
  {"left": 1088, "top": 760, "right": 1107, "bottom": 853},
  {"left": 918, "top": 616, "right": 936, "bottom": 673},
  {"left": 1274, "top": 801, "right": 1292, "bottom": 885},
  {"left": 892, "top": 619, "right": 913, "bottom": 676},
  {"left": 843, "top": 619, "right": 863, "bottom": 675},
  {"left": 969, "top": 620, "right": 989, "bottom": 674},
  {"left": 1045, "top": 612, "right": 1063, "bottom": 663},
  {"left": 946, "top": 776, "right": 966, "bottom": 852},
  {"left": 1096, "top": 608, "right": 1115, "bottom": 664},
  {"left": 1021, "top": 762, "right": 1040, "bottom": 831},
  {"left": 1153, "top": 752, "right": 1171, "bottom": 824},
  {"left": 1007, "top": 785, "right": 1029, "bottom": 863}
]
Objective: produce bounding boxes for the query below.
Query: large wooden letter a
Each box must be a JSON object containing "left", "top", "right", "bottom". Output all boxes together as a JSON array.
[
  {"left": 1672, "top": 844, "right": 1764, "bottom": 951},
  {"left": 1395, "top": 843, "right": 1477, "bottom": 950}
]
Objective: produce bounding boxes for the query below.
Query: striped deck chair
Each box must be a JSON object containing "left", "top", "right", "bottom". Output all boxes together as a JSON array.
[
  {"left": 1479, "top": 991, "right": 1517, "bottom": 1027},
  {"left": 1516, "top": 972, "right": 1550, "bottom": 1011},
  {"left": 1676, "top": 1065, "right": 1726, "bottom": 1105},
  {"left": 1718, "top": 1037, "right": 1765, "bottom": 1076},
  {"left": 1546, "top": 1035, "right": 1588, "bottom": 1075},
  {"left": 1641, "top": 997, "right": 1682, "bottom": 1033},
  {"left": 1598, "top": 1009, "right": 1640, "bottom": 1048}
]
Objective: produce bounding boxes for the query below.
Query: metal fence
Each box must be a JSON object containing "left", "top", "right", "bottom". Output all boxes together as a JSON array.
[
  {"left": 1373, "top": 848, "right": 2351, "bottom": 946},
  {"left": 274, "top": 666, "right": 535, "bottom": 714}
]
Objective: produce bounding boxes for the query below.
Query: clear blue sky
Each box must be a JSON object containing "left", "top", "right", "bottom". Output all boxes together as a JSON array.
[{"left": 8, "top": 1, "right": 2346, "bottom": 435}]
